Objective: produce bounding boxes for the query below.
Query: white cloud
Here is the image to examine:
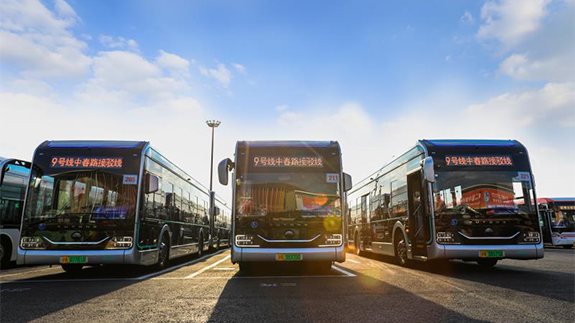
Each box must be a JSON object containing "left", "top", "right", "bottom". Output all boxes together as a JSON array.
[
  {"left": 155, "top": 50, "right": 190, "bottom": 78},
  {"left": 200, "top": 63, "right": 232, "bottom": 88},
  {"left": 0, "top": 0, "right": 91, "bottom": 78},
  {"left": 498, "top": 53, "right": 573, "bottom": 82},
  {"left": 54, "top": 0, "right": 80, "bottom": 22},
  {"left": 99, "top": 34, "right": 139, "bottom": 50},
  {"left": 275, "top": 104, "right": 289, "bottom": 112},
  {"left": 460, "top": 11, "right": 474, "bottom": 25},
  {"left": 477, "top": 0, "right": 551, "bottom": 47},
  {"left": 232, "top": 63, "right": 246, "bottom": 74},
  {"left": 11, "top": 78, "right": 52, "bottom": 96}
]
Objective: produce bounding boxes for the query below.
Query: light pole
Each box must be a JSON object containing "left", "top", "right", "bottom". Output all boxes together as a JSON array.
[{"left": 206, "top": 120, "right": 221, "bottom": 193}]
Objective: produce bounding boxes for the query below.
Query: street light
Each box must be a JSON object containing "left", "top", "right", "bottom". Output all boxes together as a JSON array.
[{"left": 206, "top": 120, "right": 221, "bottom": 193}]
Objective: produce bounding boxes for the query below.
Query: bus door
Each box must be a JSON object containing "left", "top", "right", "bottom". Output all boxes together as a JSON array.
[
  {"left": 539, "top": 205, "right": 553, "bottom": 244},
  {"left": 360, "top": 194, "right": 371, "bottom": 248},
  {"left": 407, "top": 170, "right": 428, "bottom": 257}
]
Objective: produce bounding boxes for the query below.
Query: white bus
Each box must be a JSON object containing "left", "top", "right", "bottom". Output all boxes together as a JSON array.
[
  {"left": 218, "top": 141, "right": 353, "bottom": 272},
  {"left": 0, "top": 158, "right": 31, "bottom": 268},
  {"left": 17, "top": 141, "right": 231, "bottom": 273},
  {"left": 348, "top": 139, "right": 543, "bottom": 268},
  {"left": 539, "top": 198, "right": 575, "bottom": 248}
]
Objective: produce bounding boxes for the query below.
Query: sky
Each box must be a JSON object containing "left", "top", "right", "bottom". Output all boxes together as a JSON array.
[{"left": 0, "top": 0, "right": 574, "bottom": 202}]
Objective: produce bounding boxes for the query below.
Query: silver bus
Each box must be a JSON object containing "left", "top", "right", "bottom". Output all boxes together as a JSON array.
[
  {"left": 0, "top": 158, "right": 31, "bottom": 268},
  {"left": 18, "top": 141, "right": 231, "bottom": 273},
  {"left": 218, "top": 141, "right": 353, "bottom": 272},
  {"left": 348, "top": 139, "right": 543, "bottom": 268}
]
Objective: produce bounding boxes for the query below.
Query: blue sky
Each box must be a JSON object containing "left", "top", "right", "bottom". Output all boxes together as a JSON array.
[{"left": 0, "top": 0, "right": 573, "bottom": 200}]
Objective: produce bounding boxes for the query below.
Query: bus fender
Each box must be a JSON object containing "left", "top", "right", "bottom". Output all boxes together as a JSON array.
[
  {"left": 158, "top": 224, "right": 172, "bottom": 249},
  {"left": 391, "top": 222, "right": 408, "bottom": 256}
]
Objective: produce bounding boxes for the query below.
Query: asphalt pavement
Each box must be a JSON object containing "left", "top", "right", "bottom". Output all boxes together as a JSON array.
[{"left": 0, "top": 248, "right": 573, "bottom": 323}]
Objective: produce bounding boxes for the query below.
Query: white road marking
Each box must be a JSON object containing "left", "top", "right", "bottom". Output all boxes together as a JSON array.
[
  {"left": 332, "top": 265, "right": 357, "bottom": 277},
  {"left": 185, "top": 255, "right": 231, "bottom": 279},
  {"left": 136, "top": 249, "right": 227, "bottom": 280},
  {"left": 346, "top": 259, "right": 361, "bottom": 264},
  {"left": 213, "top": 267, "right": 236, "bottom": 271}
]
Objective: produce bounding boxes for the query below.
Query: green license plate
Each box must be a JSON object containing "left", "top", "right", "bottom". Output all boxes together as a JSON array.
[
  {"left": 276, "top": 253, "right": 302, "bottom": 261},
  {"left": 60, "top": 256, "right": 88, "bottom": 264},
  {"left": 479, "top": 250, "right": 504, "bottom": 258}
]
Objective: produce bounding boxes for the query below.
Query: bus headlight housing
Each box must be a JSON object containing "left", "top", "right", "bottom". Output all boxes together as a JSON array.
[
  {"left": 236, "top": 234, "right": 258, "bottom": 247},
  {"left": 522, "top": 232, "right": 540, "bottom": 243},
  {"left": 320, "top": 234, "right": 343, "bottom": 247},
  {"left": 105, "top": 236, "right": 133, "bottom": 249},
  {"left": 436, "top": 232, "right": 455, "bottom": 244},
  {"left": 20, "top": 236, "right": 46, "bottom": 250}
]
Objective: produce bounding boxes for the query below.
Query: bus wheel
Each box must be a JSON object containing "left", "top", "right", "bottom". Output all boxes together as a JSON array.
[
  {"left": 156, "top": 235, "right": 170, "bottom": 270},
  {"left": 563, "top": 245, "right": 573, "bottom": 249},
  {"left": 476, "top": 258, "right": 498, "bottom": 268},
  {"left": 238, "top": 262, "right": 252, "bottom": 273},
  {"left": 354, "top": 235, "right": 362, "bottom": 256},
  {"left": 198, "top": 235, "right": 204, "bottom": 257},
  {"left": 62, "top": 264, "right": 83, "bottom": 274},
  {"left": 0, "top": 241, "right": 10, "bottom": 269},
  {"left": 394, "top": 235, "right": 408, "bottom": 266}
]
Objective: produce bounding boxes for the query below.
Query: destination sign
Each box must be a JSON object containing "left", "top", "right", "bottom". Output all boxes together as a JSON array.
[
  {"left": 253, "top": 156, "right": 323, "bottom": 167},
  {"left": 50, "top": 157, "right": 123, "bottom": 169},
  {"left": 445, "top": 156, "right": 513, "bottom": 167},
  {"left": 559, "top": 205, "right": 575, "bottom": 210}
]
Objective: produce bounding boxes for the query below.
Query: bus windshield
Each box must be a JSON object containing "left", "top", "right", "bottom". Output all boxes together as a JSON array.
[
  {"left": 434, "top": 171, "right": 537, "bottom": 217},
  {"left": 236, "top": 172, "right": 341, "bottom": 219},
  {"left": 551, "top": 203, "right": 575, "bottom": 232},
  {"left": 24, "top": 170, "right": 138, "bottom": 225}
]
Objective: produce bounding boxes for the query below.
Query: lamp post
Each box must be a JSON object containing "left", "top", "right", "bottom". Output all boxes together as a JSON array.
[{"left": 206, "top": 120, "right": 221, "bottom": 193}]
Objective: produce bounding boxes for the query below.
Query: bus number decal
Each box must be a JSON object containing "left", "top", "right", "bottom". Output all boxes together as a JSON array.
[{"left": 326, "top": 173, "right": 339, "bottom": 183}]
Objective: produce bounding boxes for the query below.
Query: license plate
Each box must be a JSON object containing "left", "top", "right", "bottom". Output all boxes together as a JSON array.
[
  {"left": 276, "top": 253, "right": 302, "bottom": 261},
  {"left": 60, "top": 256, "right": 88, "bottom": 264},
  {"left": 479, "top": 250, "right": 504, "bottom": 258}
]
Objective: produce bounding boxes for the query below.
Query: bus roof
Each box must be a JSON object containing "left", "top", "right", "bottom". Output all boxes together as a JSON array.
[
  {"left": 239, "top": 141, "right": 339, "bottom": 148},
  {"left": 538, "top": 197, "right": 575, "bottom": 203},
  {"left": 46, "top": 141, "right": 146, "bottom": 149},
  {"left": 420, "top": 139, "right": 519, "bottom": 147}
]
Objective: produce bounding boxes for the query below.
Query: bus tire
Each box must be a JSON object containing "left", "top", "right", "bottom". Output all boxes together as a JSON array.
[
  {"left": 155, "top": 234, "right": 170, "bottom": 270},
  {"left": 394, "top": 232, "right": 408, "bottom": 267},
  {"left": 476, "top": 258, "right": 498, "bottom": 268},
  {"left": 62, "top": 264, "right": 83, "bottom": 274},
  {"left": 0, "top": 239, "right": 11, "bottom": 269},
  {"left": 198, "top": 234, "right": 204, "bottom": 257},
  {"left": 354, "top": 234, "right": 362, "bottom": 256},
  {"left": 238, "top": 262, "right": 252, "bottom": 273},
  {"left": 562, "top": 245, "right": 573, "bottom": 249}
]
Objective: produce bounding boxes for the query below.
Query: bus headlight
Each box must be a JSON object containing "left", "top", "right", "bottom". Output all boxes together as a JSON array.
[
  {"left": 320, "top": 234, "right": 343, "bottom": 247},
  {"left": 105, "top": 236, "right": 133, "bottom": 249},
  {"left": 436, "top": 232, "right": 455, "bottom": 243},
  {"left": 522, "top": 232, "right": 540, "bottom": 243},
  {"left": 20, "top": 236, "right": 46, "bottom": 250},
  {"left": 236, "top": 234, "right": 258, "bottom": 247}
]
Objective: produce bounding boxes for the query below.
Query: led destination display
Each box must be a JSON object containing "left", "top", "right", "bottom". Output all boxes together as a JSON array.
[
  {"left": 50, "top": 157, "right": 123, "bottom": 169},
  {"left": 253, "top": 156, "right": 324, "bottom": 168},
  {"left": 444, "top": 156, "right": 513, "bottom": 167}
]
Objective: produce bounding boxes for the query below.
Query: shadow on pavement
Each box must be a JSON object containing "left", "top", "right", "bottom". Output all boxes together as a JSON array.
[
  {"left": 207, "top": 263, "right": 492, "bottom": 323},
  {"left": 358, "top": 251, "right": 575, "bottom": 304},
  {"left": 0, "top": 248, "right": 227, "bottom": 323}
]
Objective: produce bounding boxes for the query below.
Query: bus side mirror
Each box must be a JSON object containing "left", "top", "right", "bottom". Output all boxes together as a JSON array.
[
  {"left": 146, "top": 174, "right": 159, "bottom": 194},
  {"left": 421, "top": 157, "right": 435, "bottom": 183},
  {"left": 343, "top": 173, "right": 353, "bottom": 192},
  {"left": 218, "top": 158, "right": 234, "bottom": 186}
]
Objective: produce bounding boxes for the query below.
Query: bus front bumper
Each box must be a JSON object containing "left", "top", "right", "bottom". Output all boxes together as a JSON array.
[
  {"left": 231, "top": 245, "right": 346, "bottom": 263},
  {"left": 429, "top": 242, "right": 544, "bottom": 260},
  {"left": 17, "top": 248, "right": 133, "bottom": 265}
]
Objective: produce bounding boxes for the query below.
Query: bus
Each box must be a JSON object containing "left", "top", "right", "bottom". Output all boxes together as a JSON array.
[
  {"left": 218, "top": 141, "right": 353, "bottom": 272},
  {"left": 0, "top": 158, "right": 31, "bottom": 268},
  {"left": 538, "top": 198, "right": 575, "bottom": 248},
  {"left": 17, "top": 141, "right": 231, "bottom": 273},
  {"left": 348, "top": 139, "right": 543, "bottom": 268}
]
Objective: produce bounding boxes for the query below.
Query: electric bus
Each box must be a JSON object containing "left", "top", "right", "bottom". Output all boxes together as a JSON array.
[
  {"left": 0, "top": 158, "right": 31, "bottom": 268},
  {"left": 539, "top": 198, "right": 575, "bottom": 248},
  {"left": 348, "top": 139, "right": 543, "bottom": 268},
  {"left": 218, "top": 141, "right": 353, "bottom": 272},
  {"left": 17, "top": 141, "right": 231, "bottom": 273}
]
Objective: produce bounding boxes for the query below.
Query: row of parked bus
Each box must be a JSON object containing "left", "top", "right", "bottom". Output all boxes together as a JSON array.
[{"left": 1, "top": 139, "right": 573, "bottom": 272}]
